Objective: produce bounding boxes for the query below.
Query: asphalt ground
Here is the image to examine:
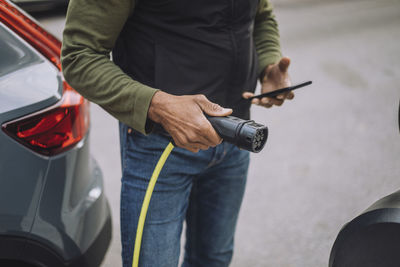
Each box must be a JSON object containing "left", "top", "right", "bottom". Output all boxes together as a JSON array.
[{"left": 36, "top": 0, "right": 400, "bottom": 266}]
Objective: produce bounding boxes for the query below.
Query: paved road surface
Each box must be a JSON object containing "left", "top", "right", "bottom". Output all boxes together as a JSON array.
[{"left": 37, "top": 0, "right": 400, "bottom": 266}]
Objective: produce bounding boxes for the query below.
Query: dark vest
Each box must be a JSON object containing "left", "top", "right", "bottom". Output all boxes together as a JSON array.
[{"left": 113, "top": 0, "right": 260, "bottom": 119}]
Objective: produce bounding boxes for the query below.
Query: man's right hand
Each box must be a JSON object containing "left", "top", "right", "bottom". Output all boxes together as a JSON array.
[{"left": 148, "top": 91, "right": 232, "bottom": 153}]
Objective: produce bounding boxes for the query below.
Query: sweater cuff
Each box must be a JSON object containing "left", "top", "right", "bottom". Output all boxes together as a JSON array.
[{"left": 131, "top": 85, "right": 159, "bottom": 135}]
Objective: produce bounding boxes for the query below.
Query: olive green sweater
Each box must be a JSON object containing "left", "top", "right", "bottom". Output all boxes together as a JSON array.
[{"left": 61, "top": 0, "right": 281, "bottom": 134}]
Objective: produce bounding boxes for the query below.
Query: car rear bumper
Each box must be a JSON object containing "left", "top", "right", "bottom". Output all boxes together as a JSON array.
[
  {"left": 0, "top": 135, "right": 113, "bottom": 266},
  {"left": 0, "top": 212, "right": 111, "bottom": 267}
]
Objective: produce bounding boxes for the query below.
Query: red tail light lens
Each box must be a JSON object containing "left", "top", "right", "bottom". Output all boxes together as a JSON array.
[
  {"left": 2, "top": 83, "right": 90, "bottom": 156},
  {"left": 1, "top": 0, "right": 90, "bottom": 155}
]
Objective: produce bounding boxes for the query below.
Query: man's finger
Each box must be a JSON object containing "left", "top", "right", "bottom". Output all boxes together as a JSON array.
[
  {"left": 190, "top": 142, "right": 209, "bottom": 151},
  {"left": 276, "top": 94, "right": 285, "bottom": 100},
  {"left": 278, "top": 57, "right": 291, "bottom": 72},
  {"left": 204, "top": 124, "right": 223, "bottom": 146},
  {"left": 242, "top": 92, "right": 254, "bottom": 99},
  {"left": 261, "top": 97, "right": 283, "bottom": 106},
  {"left": 276, "top": 91, "right": 294, "bottom": 100},
  {"left": 192, "top": 131, "right": 220, "bottom": 148},
  {"left": 196, "top": 95, "right": 232, "bottom": 117},
  {"left": 260, "top": 102, "right": 273, "bottom": 108},
  {"left": 174, "top": 136, "right": 209, "bottom": 153},
  {"left": 286, "top": 91, "right": 295, "bottom": 100},
  {"left": 184, "top": 146, "right": 200, "bottom": 153}
]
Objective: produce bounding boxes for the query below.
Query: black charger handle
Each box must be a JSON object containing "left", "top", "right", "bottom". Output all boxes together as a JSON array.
[{"left": 208, "top": 116, "right": 268, "bottom": 153}]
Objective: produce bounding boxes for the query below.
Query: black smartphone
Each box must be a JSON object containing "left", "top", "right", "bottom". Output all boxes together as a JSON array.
[{"left": 247, "top": 81, "right": 312, "bottom": 100}]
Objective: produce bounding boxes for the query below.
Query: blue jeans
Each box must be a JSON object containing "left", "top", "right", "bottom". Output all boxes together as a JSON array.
[{"left": 119, "top": 123, "right": 249, "bottom": 267}]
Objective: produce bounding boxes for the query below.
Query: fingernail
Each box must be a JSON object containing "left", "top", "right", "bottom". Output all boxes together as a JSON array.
[{"left": 277, "top": 95, "right": 284, "bottom": 100}]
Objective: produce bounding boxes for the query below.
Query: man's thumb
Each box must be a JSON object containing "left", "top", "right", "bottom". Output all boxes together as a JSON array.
[
  {"left": 195, "top": 95, "right": 233, "bottom": 117},
  {"left": 278, "top": 57, "right": 291, "bottom": 72}
]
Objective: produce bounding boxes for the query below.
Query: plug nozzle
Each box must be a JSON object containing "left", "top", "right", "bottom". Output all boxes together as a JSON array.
[{"left": 208, "top": 116, "right": 268, "bottom": 153}]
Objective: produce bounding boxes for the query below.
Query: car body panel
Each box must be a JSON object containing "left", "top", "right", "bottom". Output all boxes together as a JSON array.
[
  {"left": 0, "top": 22, "right": 62, "bottom": 121},
  {"left": 0, "top": 2, "right": 112, "bottom": 265},
  {"left": 29, "top": 136, "right": 110, "bottom": 260},
  {"left": 0, "top": 23, "right": 41, "bottom": 76},
  {"left": 0, "top": 22, "right": 63, "bottom": 239},
  {"left": 0, "top": 129, "right": 49, "bottom": 236},
  {"left": 0, "top": 130, "right": 112, "bottom": 265}
]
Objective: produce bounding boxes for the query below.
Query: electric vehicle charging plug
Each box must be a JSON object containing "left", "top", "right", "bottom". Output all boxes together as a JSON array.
[
  {"left": 208, "top": 116, "right": 268, "bottom": 153},
  {"left": 153, "top": 115, "right": 269, "bottom": 153}
]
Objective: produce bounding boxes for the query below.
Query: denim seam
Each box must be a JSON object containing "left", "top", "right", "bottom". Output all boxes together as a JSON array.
[
  {"left": 122, "top": 126, "right": 132, "bottom": 173},
  {"left": 186, "top": 179, "right": 198, "bottom": 265}
]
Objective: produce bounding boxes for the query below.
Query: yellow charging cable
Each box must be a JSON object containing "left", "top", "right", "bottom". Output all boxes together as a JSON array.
[{"left": 132, "top": 142, "right": 175, "bottom": 267}]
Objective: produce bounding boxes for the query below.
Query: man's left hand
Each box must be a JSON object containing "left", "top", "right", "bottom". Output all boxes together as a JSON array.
[{"left": 242, "top": 57, "right": 294, "bottom": 108}]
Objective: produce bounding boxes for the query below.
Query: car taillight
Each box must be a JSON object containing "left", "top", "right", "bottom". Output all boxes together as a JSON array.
[
  {"left": 2, "top": 83, "right": 90, "bottom": 156},
  {"left": 1, "top": 0, "right": 90, "bottom": 155}
]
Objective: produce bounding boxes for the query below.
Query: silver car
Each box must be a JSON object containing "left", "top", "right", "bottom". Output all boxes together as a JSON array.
[{"left": 0, "top": 1, "right": 111, "bottom": 266}]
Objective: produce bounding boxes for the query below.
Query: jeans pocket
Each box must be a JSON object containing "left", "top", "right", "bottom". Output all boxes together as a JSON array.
[{"left": 119, "top": 122, "right": 134, "bottom": 173}]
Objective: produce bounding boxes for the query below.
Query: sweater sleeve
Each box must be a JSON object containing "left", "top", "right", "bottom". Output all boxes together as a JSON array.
[
  {"left": 61, "top": 0, "right": 158, "bottom": 134},
  {"left": 253, "top": 0, "right": 282, "bottom": 77}
]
